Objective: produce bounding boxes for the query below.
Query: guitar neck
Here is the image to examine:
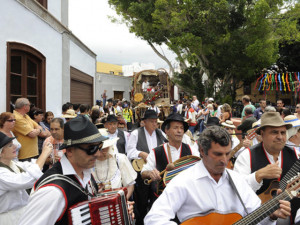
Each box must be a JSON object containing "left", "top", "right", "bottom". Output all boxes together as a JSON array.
[
  {"left": 279, "top": 159, "right": 300, "bottom": 190},
  {"left": 229, "top": 142, "right": 244, "bottom": 159},
  {"left": 233, "top": 191, "right": 291, "bottom": 225}
]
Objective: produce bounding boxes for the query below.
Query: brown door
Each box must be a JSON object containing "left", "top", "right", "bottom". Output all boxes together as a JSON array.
[
  {"left": 114, "top": 91, "right": 123, "bottom": 100},
  {"left": 70, "top": 67, "right": 93, "bottom": 106}
]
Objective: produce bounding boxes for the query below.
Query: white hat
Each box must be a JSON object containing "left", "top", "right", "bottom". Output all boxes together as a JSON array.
[
  {"left": 284, "top": 115, "right": 300, "bottom": 128},
  {"left": 221, "top": 120, "right": 236, "bottom": 129},
  {"left": 98, "top": 128, "right": 119, "bottom": 149},
  {"left": 208, "top": 97, "right": 214, "bottom": 102}
]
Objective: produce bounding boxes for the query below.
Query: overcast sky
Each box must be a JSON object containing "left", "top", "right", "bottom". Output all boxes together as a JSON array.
[{"left": 68, "top": 0, "right": 177, "bottom": 69}]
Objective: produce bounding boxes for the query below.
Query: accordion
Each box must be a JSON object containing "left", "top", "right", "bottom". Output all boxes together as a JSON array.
[{"left": 68, "top": 188, "right": 132, "bottom": 225}]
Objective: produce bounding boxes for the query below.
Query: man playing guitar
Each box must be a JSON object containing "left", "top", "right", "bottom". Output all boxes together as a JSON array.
[{"left": 144, "top": 125, "right": 291, "bottom": 224}]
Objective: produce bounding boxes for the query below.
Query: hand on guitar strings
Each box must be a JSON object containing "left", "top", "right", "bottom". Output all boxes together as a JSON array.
[
  {"left": 139, "top": 152, "right": 148, "bottom": 163},
  {"left": 269, "top": 189, "right": 291, "bottom": 220},
  {"left": 255, "top": 161, "right": 282, "bottom": 183}
]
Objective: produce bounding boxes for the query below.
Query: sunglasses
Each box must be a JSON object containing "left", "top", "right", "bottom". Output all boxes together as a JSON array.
[
  {"left": 76, "top": 143, "right": 103, "bottom": 155},
  {"left": 6, "top": 119, "right": 16, "bottom": 122}
]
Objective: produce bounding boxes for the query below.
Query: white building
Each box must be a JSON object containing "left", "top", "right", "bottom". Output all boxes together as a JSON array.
[{"left": 0, "top": 0, "right": 97, "bottom": 116}]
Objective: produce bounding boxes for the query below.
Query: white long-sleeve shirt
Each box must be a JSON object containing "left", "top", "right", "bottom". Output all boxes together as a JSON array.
[
  {"left": 0, "top": 160, "right": 42, "bottom": 214},
  {"left": 127, "top": 127, "right": 166, "bottom": 161},
  {"left": 233, "top": 146, "right": 283, "bottom": 192},
  {"left": 141, "top": 143, "right": 200, "bottom": 173},
  {"left": 19, "top": 155, "right": 93, "bottom": 225},
  {"left": 144, "top": 160, "right": 275, "bottom": 225}
]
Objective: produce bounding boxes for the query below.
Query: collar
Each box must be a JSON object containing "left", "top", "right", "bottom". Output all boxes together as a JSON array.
[
  {"left": 14, "top": 110, "right": 27, "bottom": 118},
  {"left": 167, "top": 143, "right": 182, "bottom": 152},
  {"left": 194, "top": 160, "right": 228, "bottom": 182},
  {"left": 60, "top": 154, "right": 92, "bottom": 186},
  {"left": 144, "top": 127, "right": 156, "bottom": 137}
]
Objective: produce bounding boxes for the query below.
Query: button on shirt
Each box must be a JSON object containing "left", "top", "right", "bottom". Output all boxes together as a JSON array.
[
  {"left": 19, "top": 155, "right": 94, "bottom": 225},
  {"left": 141, "top": 143, "right": 200, "bottom": 173},
  {"left": 144, "top": 161, "right": 274, "bottom": 225}
]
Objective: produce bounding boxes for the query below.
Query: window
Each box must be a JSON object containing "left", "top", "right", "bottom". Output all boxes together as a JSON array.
[
  {"left": 36, "top": 0, "right": 47, "bottom": 9},
  {"left": 109, "top": 71, "right": 115, "bottom": 75},
  {"left": 7, "top": 42, "right": 46, "bottom": 112}
]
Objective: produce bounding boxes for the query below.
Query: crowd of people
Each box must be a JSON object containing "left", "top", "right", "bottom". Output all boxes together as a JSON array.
[{"left": 0, "top": 95, "right": 300, "bottom": 225}]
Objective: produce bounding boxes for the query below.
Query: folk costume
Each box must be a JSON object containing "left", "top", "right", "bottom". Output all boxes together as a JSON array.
[
  {"left": 19, "top": 115, "right": 108, "bottom": 225},
  {"left": 127, "top": 110, "right": 167, "bottom": 225}
]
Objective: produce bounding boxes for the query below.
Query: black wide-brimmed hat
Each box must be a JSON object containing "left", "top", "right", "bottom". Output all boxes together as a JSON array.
[
  {"left": 60, "top": 115, "right": 108, "bottom": 149},
  {"left": 102, "top": 115, "right": 119, "bottom": 123},
  {"left": 0, "top": 132, "right": 15, "bottom": 150},
  {"left": 204, "top": 117, "right": 220, "bottom": 127},
  {"left": 161, "top": 113, "right": 189, "bottom": 133},
  {"left": 142, "top": 110, "right": 158, "bottom": 120}
]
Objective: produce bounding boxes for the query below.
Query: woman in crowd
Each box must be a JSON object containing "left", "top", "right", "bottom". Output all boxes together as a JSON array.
[
  {"left": 219, "top": 103, "right": 232, "bottom": 123},
  {"left": 0, "top": 132, "right": 52, "bottom": 224},
  {"left": 29, "top": 107, "right": 51, "bottom": 154},
  {"left": 91, "top": 107, "right": 102, "bottom": 125},
  {"left": 93, "top": 129, "right": 137, "bottom": 200},
  {"left": 0, "top": 112, "right": 21, "bottom": 160},
  {"left": 40, "top": 111, "right": 54, "bottom": 130}
]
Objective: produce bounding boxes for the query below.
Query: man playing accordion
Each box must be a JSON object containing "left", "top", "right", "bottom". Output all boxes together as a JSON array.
[{"left": 18, "top": 115, "right": 131, "bottom": 224}]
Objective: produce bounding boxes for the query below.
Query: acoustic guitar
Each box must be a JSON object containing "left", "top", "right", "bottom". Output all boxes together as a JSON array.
[
  {"left": 259, "top": 158, "right": 300, "bottom": 204},
  {"left": 227, "top": 128, "right": 257, "bottom": 169},
  {"left": 181, "top": 174, "right": 300, "bottom": 225}
]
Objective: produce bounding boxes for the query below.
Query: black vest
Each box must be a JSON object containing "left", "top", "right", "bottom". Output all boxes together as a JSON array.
[
  {"left": 250, "top": 143, "right": 297, "bottom": 195},
  {"left": 34, "top": 162, "right": 98, "bottom": 225},
  {"left": 116, "top": 129, "right": 126, "bottom": 154},
  {"left": 136, "top": 127, "right": 167, "bottom": 153},
  {"left": 154, "top": 143, "right": 192, "bottom": 172}
]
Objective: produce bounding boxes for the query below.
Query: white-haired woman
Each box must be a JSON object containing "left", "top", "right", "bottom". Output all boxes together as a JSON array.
[
  {"left": 93, "top": 130, "right": 137, "bottom": 200},
  {"left": 0, "top": 132, "right": 52, "bottom": 224},
  {"left": 284, "top": 115, "right": 300, "bottom": 155}
]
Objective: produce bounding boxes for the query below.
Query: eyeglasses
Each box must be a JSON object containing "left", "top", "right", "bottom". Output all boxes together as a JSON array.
[
  {"left": 76, "top": 143, "right": 103, "bottom": 155},
  {"left": 6, "top": 119, "right": 16, "bottom": 122}
]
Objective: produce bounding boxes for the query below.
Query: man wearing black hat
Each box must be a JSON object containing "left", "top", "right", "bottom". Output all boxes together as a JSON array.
[
  {"left": 103, "top": 115, "right": 130, "bottom": 154},
  {"left": 19, "top": 115, "right": 108, "bottom": 225},
  {"left": 127, "top": 109, "right": 167, "bottom": 225},
  {"left": 141, "top": 113, "right": 200, "bottom": 185}
]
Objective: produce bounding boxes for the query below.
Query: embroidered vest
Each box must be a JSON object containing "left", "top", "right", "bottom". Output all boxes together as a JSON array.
[
  {"left": 250, "top": 143, "right": 297, "bottom": 195},
  {"left": 136, "top": 127, "right": 167, "bottom": 153},
  {"left": 34, "top": 162, "right": 98, "bottom": 225}
]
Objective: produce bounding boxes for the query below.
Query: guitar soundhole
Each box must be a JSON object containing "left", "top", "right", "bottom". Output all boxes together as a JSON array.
[{"left": 271, "top": 190, "right": 277, "bottom": 197}]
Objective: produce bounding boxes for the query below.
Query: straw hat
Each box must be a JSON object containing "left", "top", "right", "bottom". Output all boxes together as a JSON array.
[
  {"left": 252, "top": 120, "right": 261, "bottom": 129},
  {"left": 255, "top": 112, "right": 292, "bottom": 134},
  {"left": 284, "top": 115, "right": 300, "bottom": 128},
  {"left": 221, "top": 120, "right": 236, "bottom": 129},
  {"left": 61, "top": 109, "right": 77, "bottom": 118}
]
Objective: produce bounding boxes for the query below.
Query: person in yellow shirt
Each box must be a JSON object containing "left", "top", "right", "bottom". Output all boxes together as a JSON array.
[
  {"left": 13, "top": 98, "right": 42, "bottom": 161},
  {"left": 122, "top": 103, "right": 134, "bottom": 131}
]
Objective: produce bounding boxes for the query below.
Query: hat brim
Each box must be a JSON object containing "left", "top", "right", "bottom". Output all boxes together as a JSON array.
[
  {"left": 60, "top": 133, "right": 108, "bottom": 150},
  {"left": 255, "top": 123, "right": 293, "bottom": 135},
  {"left": 61, "top": 115, "right": 77, "bottom": 118},
  {"left": 161, "top": 120, "right": 189, "bottom": 133},
  {"left": 221, "top": 122, "right": 236, "bottom": 129},
  {"left": 142, "top": 115, "right": 158, "bottom": 120},
  {"left": 0, "top": 136, "right": 16, "bottom": 149},
  {"left": 102, "top": 137, "right": 119, "bottom": 149}
]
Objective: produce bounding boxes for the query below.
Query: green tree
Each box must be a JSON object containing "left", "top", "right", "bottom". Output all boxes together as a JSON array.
[{"left": 109, "top": 0, "right": 300, "bottom": 100}]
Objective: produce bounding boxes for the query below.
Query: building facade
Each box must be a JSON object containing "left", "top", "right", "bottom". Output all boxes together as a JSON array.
[{"left": 0, "top": 0, "right": 97, "bottom": 116}]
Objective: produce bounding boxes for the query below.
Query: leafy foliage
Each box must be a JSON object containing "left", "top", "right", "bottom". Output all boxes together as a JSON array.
[{"left": 109, "top": 0, "right": 300, "bottom": 100}]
